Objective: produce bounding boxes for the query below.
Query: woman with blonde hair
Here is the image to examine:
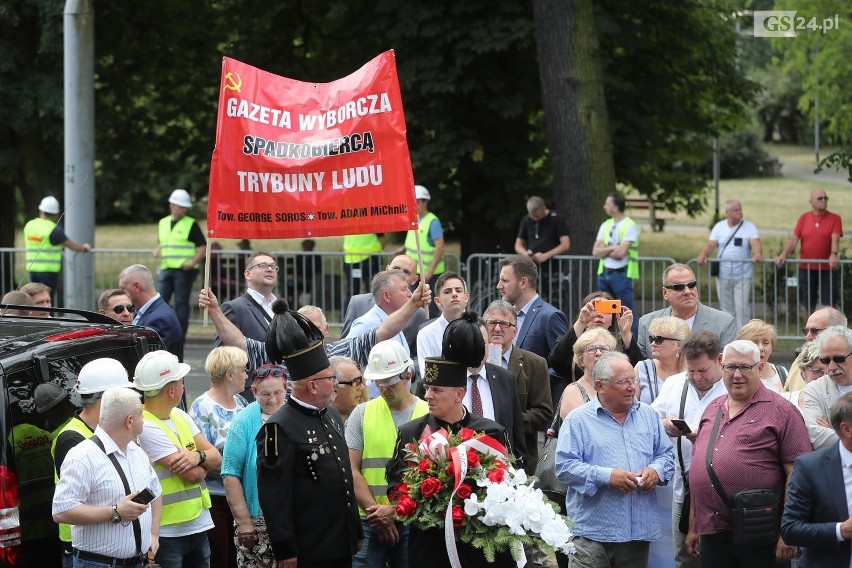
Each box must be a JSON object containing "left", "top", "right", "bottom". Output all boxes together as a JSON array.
[
  {"left": 635, "top": 316, "right": 689, "bottom": 403},
  {"left": 558, "top": 328, "right": 618, "bottom": 419},
  {"left": 780, "top": 341, "right": 827, "bottom": 410},
  {"left": 736, "top": 318, "right": 787, "bottom": 393}
]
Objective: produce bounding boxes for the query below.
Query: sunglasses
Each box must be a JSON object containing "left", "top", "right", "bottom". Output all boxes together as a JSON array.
[
  {"left": 254, "top": 366, "right": 286, "bottom": 379},
  {"left": 818, "top": 352, "right": 852, "bottom": 365},
  {"left": 802, "top": 327, "right": 825, "bottom": 336},
  {"left": 112, "top": 304, "right": 136, "bottom": 315},
  {"left": 338, "top": 376, "right": 364, "bottom": 387},
  {"left": 815, "top": 196, "right": 829, "bottom": 201},
  {"left": 804, "top": 367, "right": 826, "bottom": 377},
  {"left": 649, "top": 335, "right": 678, "bottom": 345},
  {"left": 663, "top": 280, "right": 697, "bottom": 292}
]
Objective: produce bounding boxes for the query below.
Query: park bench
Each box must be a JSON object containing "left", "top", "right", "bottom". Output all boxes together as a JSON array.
[{"left": 625, "top": 195, "right": 666, "bottom": 232}]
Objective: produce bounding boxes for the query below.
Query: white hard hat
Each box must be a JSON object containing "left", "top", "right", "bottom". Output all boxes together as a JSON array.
[
  {"left": 133, "top": 350, "right": 191, "bottom": 392},
  {"left": 38, "top": 196, "right": 61, "bottom": 215},
  {"left": 76, "top": 358, "right": 134, "bottom": 395},
  {"left": 34, "top": 382, "right": 68, "bottom": 413},
  {"left": 168, "top": 189, "right": 193, "bottom": 208},
  {"left": 363, "top": 340, "right": 413, "bottom": 383},
  {"left": 414, "top": 185, "right": 431, "bottom": 201}
]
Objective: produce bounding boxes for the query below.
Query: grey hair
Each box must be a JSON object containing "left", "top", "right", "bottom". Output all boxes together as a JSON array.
[
  {"left": 297, "top": 305, "right": 327, "bottom": 328},
  {"left": 526, "top": 196, "right": 546, "bottom": 213},
  {"left": 370, "top": 269, "right": 407, "bottom": 304},
  {"left": 799, "top": 341, "right": 823, "bottom": 367},
  {"left": 722, "top": 340, "right": 760, "bottom": 364},
  {"left": 592, "top": 351, "right": 630, "bottom": 383},
  {"left": 815, "top": 307, "right": 849, "bottom": 328},
  {"left": 99, "top": 387, "right": 142, "bottom": 428},
  {"left": 119, "top": 264, "right": 155, "bottom": 291},
  {"left": 329, "top": 355, "right": 360, "bottom": 378},
  {"left": 662, "top": 263, "right": 695, "bottom": 286},
  {"left": 818, "top": 325, "right": 852, "bottom": 354},
  {"left": 483, "top": 299, "right": 516, "bottom": 323}
]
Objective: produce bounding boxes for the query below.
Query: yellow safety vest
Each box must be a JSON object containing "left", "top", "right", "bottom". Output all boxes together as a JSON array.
[
  {"left": 360, "top": 398, "right": 428, "bottom": 515},
  {"left": 597, "top": 217, "right": 640, "bottom": 279},
  {"left": 143, "top": 409, "right": 211, "bottom": 525},
  {"left": 51, "top": 417, "right": 93, "bottom": 542},
  {"left": 158, "top": 215, "right": 198, "bottom": 270},
  {"left": 404, "top": 212, "right": 444, "bottom": 274},
  {"left": 343, "top": 234, "right": 383, "bottom": 264},
  {"left": 23, "top": 217, "right": 62, "bottom": 273}
]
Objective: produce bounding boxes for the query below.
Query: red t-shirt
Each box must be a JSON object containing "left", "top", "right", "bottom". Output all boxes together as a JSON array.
[{"left": 793, "top": 211, "right": 843, "bottom": 270}]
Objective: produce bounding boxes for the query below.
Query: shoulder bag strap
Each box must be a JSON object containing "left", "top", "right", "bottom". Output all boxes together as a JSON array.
[
  {"left": 676, "top": 379, "right": 690, "bottom": 480},
  {"left": 704, "top": 407, "right": 734, "bottom": 509},
  {"left": 546, "top": 392, "right": 565, "bottom": 439},
  {"left": 244, "top": 292, "right": 273, "bottom": 323},
  {"left": 91, "top": 436, "right": 143, "bottom": 557},
  {"left": 644, "top": 360, "right": 659, "bottom": 401},
  {"left": 776, "top": 364, "right": 788, "bottom": 387},
  {"left": 717, "top": 221, "right": 745, "bottom": 257}
]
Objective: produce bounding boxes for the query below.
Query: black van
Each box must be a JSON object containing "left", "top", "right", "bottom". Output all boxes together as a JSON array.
[{"left": 0, "top": 307, "right": 162, "bottom": 567}]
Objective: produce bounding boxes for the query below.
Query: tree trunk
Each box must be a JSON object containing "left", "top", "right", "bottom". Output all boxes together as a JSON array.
[{"left": 532, "top": 0, "right": 616, "bottom": 256}]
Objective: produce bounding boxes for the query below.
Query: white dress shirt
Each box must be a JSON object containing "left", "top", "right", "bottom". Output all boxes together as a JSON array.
[
  {"left": 246, "top": 287, "right": 276, "bottom": 319},
  {"left": 463, "top": 367, "right": 495, "bottom": 420},
  {"left": 416, "top": 316, "right": 450, "bottom": 378}
]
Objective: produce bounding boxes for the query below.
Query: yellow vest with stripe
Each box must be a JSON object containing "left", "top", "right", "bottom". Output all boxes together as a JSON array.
[
  {"left": 23, "top": 217, "right": 62, "bottom": 273},
  {"left": 597, "top": 217, "right": 640, "bottom": 279},
  {"left": 143, "top": 409, "right": 211, "bottom": 525},
  {"left": 158, "top": 215, "right": 198, "bottom": 270},
  {"left": 360, "top": 397, "right": 428, "bottom": 515},
  {"left": 404, "top": 212, "right": 444, "bottom": 274},
  {"left": 51, "top": 417, "right": 93, "bottom": 542},
  {"left": 343, "top": 234, "right": 383, "bottom": 264}
]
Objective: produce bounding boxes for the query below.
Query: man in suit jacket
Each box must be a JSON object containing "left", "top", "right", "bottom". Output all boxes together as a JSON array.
[
  {"left": 119, "top": 264, "right": 183, "bottom": 359},
  {"left": 214, "top": 251, "right": 277, "bottom": 347},
  {"left": 497, "top": 254, "right": 569, "bottom": 410},
  {"left": 637, "top": 263, "right": 736, "bottom": 358},
  {"left": 340, "top": 254, "right": 424, "bottom": 353},
  {"left": 483, "top": 299, "right": 552, "bottom": 473},
  {"left": 781, "top": 391, "right": 852, "bottom": 567}
]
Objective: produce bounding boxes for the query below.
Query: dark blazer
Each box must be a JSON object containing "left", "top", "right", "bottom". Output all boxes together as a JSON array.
[
  {"left": 781, "top": 444, "right": 852, "bottom": 568},
  {"left": 482, "top": 362, "right": 528, "bottom": 469},
  {"left": 506, "top": 347, "right": 552, "bottom": 473},
  {"left": 340, "top": 292, "right": 425, "bottom": 354},
  {"left": 214, "top": 292, "right": 271, "bottom": 346},
  {"left": 137, "top": 295, "right": 183, "bottom": 360},
  {"left": 637, "top": 303, "right": 736, "bottom": 359},
  {"left": 514, "top": 296, "right": 569, "bottom": 370}
]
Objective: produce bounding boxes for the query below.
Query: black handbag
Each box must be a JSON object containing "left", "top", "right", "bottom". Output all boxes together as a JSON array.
[
  {"left": 705, "top": 408, "right": 780, "bottom": 547},
  {"left": 534, "top": 393, "right": 568, "bottom": 503}
]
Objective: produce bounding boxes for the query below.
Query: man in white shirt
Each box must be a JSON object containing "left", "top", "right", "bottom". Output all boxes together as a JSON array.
[
  {"left": 53, "top": 387, "right": 163, "bottom": 567},
  {"left": 416, "top": 271, "right": 469, "bottom": 379},
  {"left": 697, "top": 199, "right": 764, "bottom": 329},
  {"left": 651, "top": 332, "right": 727, "bottom": 568}
]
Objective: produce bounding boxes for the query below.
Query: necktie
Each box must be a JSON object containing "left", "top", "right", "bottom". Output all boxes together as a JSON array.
[{"left": 470, "top": 374, "right": 483, "bottom": 416}]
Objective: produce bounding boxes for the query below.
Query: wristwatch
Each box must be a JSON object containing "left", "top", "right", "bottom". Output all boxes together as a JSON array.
[
  {"left": 197, "top": 450, "right": 207, "bottom": 466},
  {"left": 111, "top": 504, "right": 121, "bottom": 524}
]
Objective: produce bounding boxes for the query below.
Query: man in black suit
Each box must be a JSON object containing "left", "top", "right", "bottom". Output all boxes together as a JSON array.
[
  {"left": 214, "top": 251, "right": 278, "bottom": 348},
  {"left": 119, "top": 264, "right": 183, "bottom": 360},
  {"left": 782, "top": 392, "right": 852, "bottom": 568}
]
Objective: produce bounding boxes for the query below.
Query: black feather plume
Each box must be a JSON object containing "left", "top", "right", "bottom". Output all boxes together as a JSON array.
[
  {"left": 442, "top": 310, "right": 485, "bottom": 368},
  {"left": 265, "top": 303, "right": 324, "bottom": 364}
]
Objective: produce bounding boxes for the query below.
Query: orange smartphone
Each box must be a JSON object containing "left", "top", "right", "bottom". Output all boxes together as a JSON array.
[{"left": 594, "top": 299, "right": 622, "bottom": 314}]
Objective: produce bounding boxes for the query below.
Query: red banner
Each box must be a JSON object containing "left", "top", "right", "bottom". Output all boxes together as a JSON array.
[{"left": 207, "top": 51, "right": 417, "bottom": 239}]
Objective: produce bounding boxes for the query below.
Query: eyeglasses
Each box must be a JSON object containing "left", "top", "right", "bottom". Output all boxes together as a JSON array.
[
  {"left": 804, "top": 367, "right": 826, "bottom": 377},
  {"left": 256, "top": 389, "right": 286, "bottom": 399},
  {"left": 663, "top": 280, "right": 697, "bottom": 292},
  {"left": 649, "top": 335, "right": 678, "bottom": 345},
  {"left": 254, "top": 366, "right": 286, "bottom": 379},
  {"left": 584, "top": 345, "right": 611, "bottom": 354},
  {"left": 802, "top": 327, "right": 825, "bottom": 336},
  {"left": 818, "top": 352, "right": 852, "bottom": 365},
  {"left": 338, "top": 376, "right": 364, "bottom": 387},
  {"left": 608, "top": 378, "right": 640, "bottom": 388},
  {"left": 815, "top": 196, "right": 829, "bottom": 201},
  {"left": 247, "top": 262, "right": 279, "bottom": 272},
  {"left": 485, "top": 319, "right": 516, "bottom": 329},
  {"left": 721, "top": 362, "right": 760, "bottom": 374},
  {"left": 112, "top": 304, "right": 136, "bottom": 315}
]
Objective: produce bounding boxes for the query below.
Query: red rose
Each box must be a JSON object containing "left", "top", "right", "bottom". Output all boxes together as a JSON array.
[
  {"left": 451, "top": 504, "right": 466, "bottom": 528},
  {"left": 445, "top": 462, "right": 455, "bottom": 478},
  {"left": 466, "top": 449, "right": 480, "bottom": 468},
  {"left": 396, "top": 483, "right": 410, "bottom": 495},
  {"left": 494, "top": 459, "right": 507, "bottom": 470},
  {"left": 455, "top": 483, "right": 473, "bottom": 499},
  {"left": 486, "top": 467, "right": 506, "bottom": 483},
  {"left": 459, "top": 428, "right": 475, "bottom": 441},
  {"left": 395, "top": 495, "right": 417, "bottom": 517},
  {"left": 418, "top": 459, "right": 433, "bottom": 473},
  {"left": 421, "top": 477, "right": 443, "bottom": 499}
]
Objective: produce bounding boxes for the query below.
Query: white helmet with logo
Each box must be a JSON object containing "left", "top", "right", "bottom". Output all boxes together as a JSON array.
[
  {"left": 38, "top": 196, "right": 61, "bottom": 215},
  {"left": 168, "top": 189, "right": 193, "bottom": 208},
  {"left": 133, "top": 350, "right": 191, "bottom": 392},
  {"left": 76, "top": 358, "right": 134, "bottom": 396},
  {"left": 363, "top": 340, "right": 413, "bottom": 383}
]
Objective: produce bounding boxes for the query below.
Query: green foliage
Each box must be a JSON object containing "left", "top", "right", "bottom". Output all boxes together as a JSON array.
[{"left": 717, "top": 125, "right": 773, "bottom": 178}]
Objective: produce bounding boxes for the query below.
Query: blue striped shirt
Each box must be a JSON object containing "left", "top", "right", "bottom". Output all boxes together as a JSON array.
[{"left": 555, "top": 395, "right": 674, "bottom": 542}]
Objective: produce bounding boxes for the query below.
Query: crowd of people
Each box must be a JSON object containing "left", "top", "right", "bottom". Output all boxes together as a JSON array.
[{"left": 2, "top": 184, "right": 847, "bottom": 568}]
